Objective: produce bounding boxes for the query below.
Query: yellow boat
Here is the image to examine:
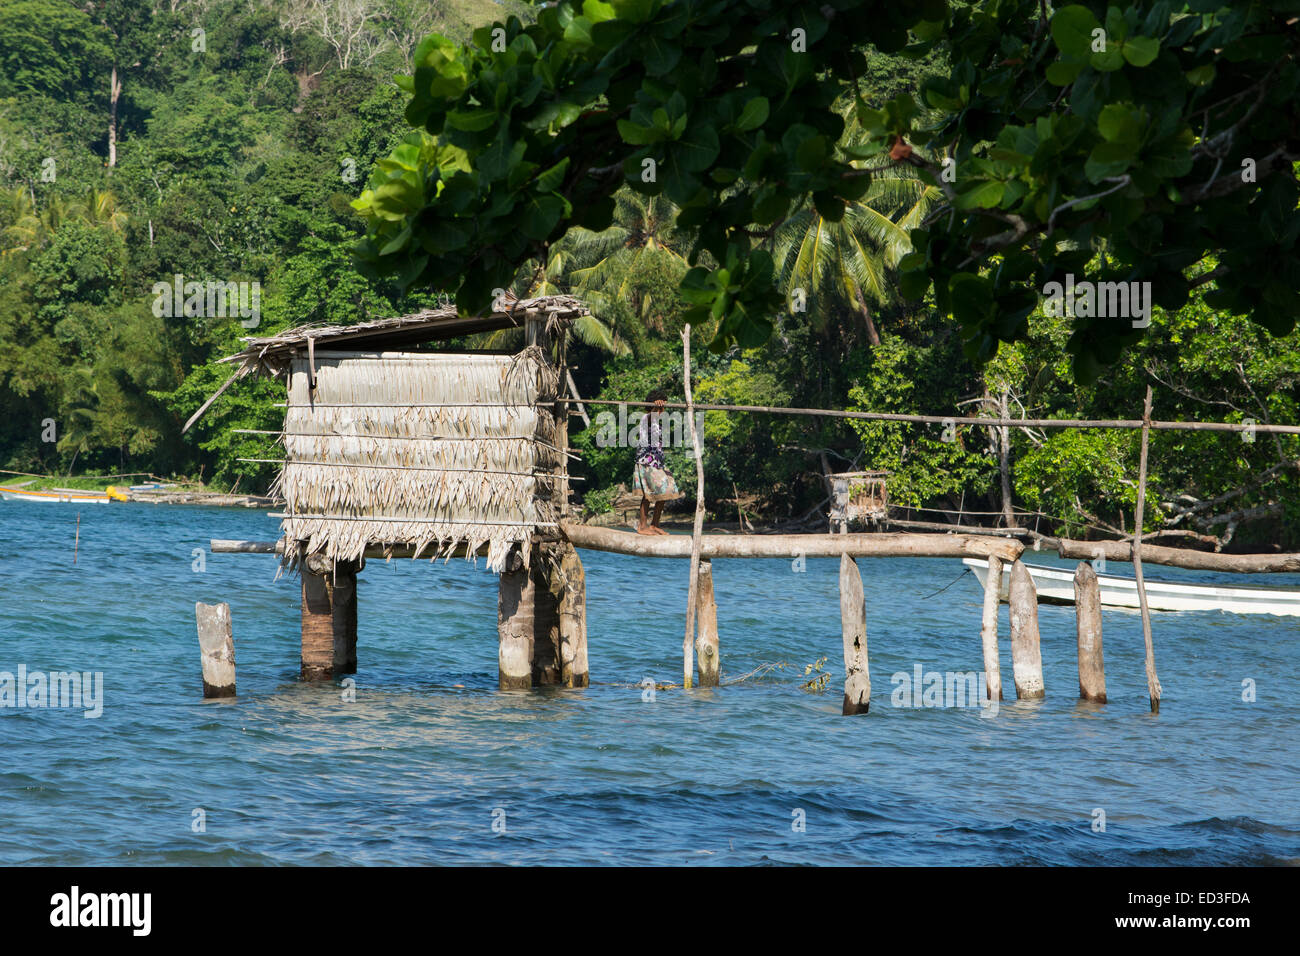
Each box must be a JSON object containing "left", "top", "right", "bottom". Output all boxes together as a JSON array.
[{"left": 0, "top": 485, "right": 129, "bottom": 503}]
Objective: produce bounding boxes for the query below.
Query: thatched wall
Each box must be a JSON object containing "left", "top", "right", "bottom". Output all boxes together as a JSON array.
[{"left": 273, "top": 346, "right": 560, "bottom": 572}]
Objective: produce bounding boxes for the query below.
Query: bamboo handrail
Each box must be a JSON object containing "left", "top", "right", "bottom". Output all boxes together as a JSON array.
[{"left": 554, "top": 398, "right": 1300, "bottom": 434}]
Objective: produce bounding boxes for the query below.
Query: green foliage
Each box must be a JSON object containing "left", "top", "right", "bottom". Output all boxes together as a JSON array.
[
  {"left": 694, "top": 356, "right": 795, "bottom": 494},
  {"left": 846, "top": 334, "right": 993, "bottom": 507},
  {"left": 355, "top": 0, "right": 943, "bottom": 352},
  {"left": 0, "top": 0, "right": 481, "bottom": 481},
  {"left": 0, "top": 0, "right": 1295, "bottom": 553},
  {"left": 0, "top": 1, "right": 111, "bottom": 101},
  {"left": 894, "top": 0, "right": 1300, "bottom": 381},
  {"left": 1013, "top": 429, "right": 1139, "bottom": 536},
  {"left": 364, "top": 0, "right": 1300, "bottom": 378}
]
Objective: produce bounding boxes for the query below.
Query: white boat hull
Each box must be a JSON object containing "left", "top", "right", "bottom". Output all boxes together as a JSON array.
[
  {"left": 963, "top": 558, "right": 1300, "bottom": 617},
  {"left": 0, "top": 488, "right": 111, "bottom": 503}
]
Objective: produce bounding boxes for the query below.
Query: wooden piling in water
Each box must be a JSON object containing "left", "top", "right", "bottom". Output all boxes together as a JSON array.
[
  {"left": 1008, "top": 559, "right": 1045, "bottom": 699},
  {"left": 979, "top": 554, "right": 1003, "bottom": 701},
  {"left": 696, "top": 560, "right": 719, "bottom": 687},
  {"left": 497, "top": 545, "right": 565, "bottom": 689},
  {"left": 195, "top": 601, "right": 236, "bottom": 698},
  {"left": 300, "top": 554, "right": 358, "bottom": 681},
  {"left": 556, "top": 545, "right": 588, "bottom": 688},
  {"left": 1073, "top": 561, "right": 1106, "bottom": 702},
  {"left": 839, "top": 554, "right": 870, "bottom": 715},
  {"left": 497, "top": 555, "right": 534, "bottom": 691},
  {"left": 531, "top": 548, "right": 563, "bottom": 686}
]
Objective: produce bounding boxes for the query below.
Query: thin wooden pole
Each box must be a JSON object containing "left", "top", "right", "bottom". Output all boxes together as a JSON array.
[
  {"left": 1134, "top": 386, "right": 1162, "bottom": 712},
  {"left": 554, "top": 398, "right": 1300, "bottom": 435},
  {"left": 696, "top": 560, "right": 720, "bottom": 687},
  {"left": 1008, "top": 559, "right": 1045, "bottom": 699},
  {"left": 839, "top": 554, "right": 870, "bottom": 714},
  {"left": 979, "top": 555, "right": 1003, "bottom": 701},
  {"left": 565, "top": 368, "right": 590, "bottom": 427},
  {"left": 681, "top": 323, "right": 705, "bottom": 689},
  {"left": 1074, "top": 561, "right": 1106, "bottom": 702},
  {"left": 557, "top": 330, "right": 572, "bottom": 519}
]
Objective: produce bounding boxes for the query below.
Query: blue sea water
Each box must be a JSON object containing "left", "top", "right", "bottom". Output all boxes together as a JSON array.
[{"left": 0, "top": 499, "right": 1297, "bottom": 865}]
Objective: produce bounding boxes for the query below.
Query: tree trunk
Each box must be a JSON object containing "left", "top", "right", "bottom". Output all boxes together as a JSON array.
[
  {"left": 999, "top": 388, "right": 1016, "bottom": 528},
  {"left": 853, "top": 283, "right": 881, "bottom": 347},
  {"left": 108, "top": 65, "right": 121, "bottom": 170}
]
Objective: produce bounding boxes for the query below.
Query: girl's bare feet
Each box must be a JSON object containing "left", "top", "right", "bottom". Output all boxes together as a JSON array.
[
  {"left": 652, "top": 526, "right": 670, "bottom": 535},
  {"left": 637, "top": 525, "right": 657, "bottom": 535}
]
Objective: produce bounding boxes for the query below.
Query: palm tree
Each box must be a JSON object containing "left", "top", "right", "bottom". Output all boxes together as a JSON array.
[
  {"left": 772, "top": 115, "right": 940, "bottom": 345},
  {"left": 1, "top": 186, "right": 41, "bottom": 250},
  {"left": 1, "top": 188, "right": 128, "bottom": 251},
  {"left": 563, "top": 192, "right": 689, "bottom": 336},
  {"left": 72, "top": 189, "right": 128, "bottom": 233},
  {"left": 473, "top": 190, "right": 686, "bottom": 355}
]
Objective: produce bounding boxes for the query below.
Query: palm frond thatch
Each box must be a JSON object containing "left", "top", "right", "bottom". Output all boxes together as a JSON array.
[{"left": 275, "top": 347, "right": 561, "bottom": 573}]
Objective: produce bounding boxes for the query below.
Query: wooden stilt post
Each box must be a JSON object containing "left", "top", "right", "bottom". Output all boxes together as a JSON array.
[
  {"left": 1074, "top": 561, "right": 1106, "bottom": 702},
  {"left": 497, "top": 550, "right": 535, "bottom": 690},
  {"left": 195, "top": 601, "right": 236, "bottom": 698},
  {"left": 556, "top": 545, "right": 588, "bottom": 688},
  {"left": 300, "top": 554, "right": 358, "bottom": 681},
  {"left": 333, "top": 560, "right": 358, "bottom": 675},
  {"left": 1133, "top": 385, "right": 1162, "bottom": 712},
  {"left": 840, "top": 553, "right": 870, "bottom": 714},
  {"left": 498, "top": 544, "right": 564, "bottom": 689},
  {"left": 696, "top": 560, "right": 720, "bottom": 687},
  {"left": 979, "top": 554, "right": 1003, "bottom": 701},
  {"left": 1008, "top": 559, "right": 1045, "bottom": 699},
  {"left": 531, "top": 547, "right": 563, "bottom": 686}
]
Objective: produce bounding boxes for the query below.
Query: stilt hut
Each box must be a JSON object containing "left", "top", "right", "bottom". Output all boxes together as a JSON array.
[{"left": 196, "top": 295, "right": 591, "bottom": 687}]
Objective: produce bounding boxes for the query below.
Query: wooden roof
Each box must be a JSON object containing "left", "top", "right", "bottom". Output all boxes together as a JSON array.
[
  {"left": 218, "top": 294, "right": 589, "bottom": 370},
  {"left": 182, "top": 294, "right": 589, "bottom": 434}
]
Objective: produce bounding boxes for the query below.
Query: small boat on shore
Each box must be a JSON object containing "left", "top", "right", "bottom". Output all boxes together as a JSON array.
[
  {"left": 0, "top": 485, "right": 127, "bottom": 504},
  {"left": 963, "top": 557, "right": 1300, "bottom": 616}
]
